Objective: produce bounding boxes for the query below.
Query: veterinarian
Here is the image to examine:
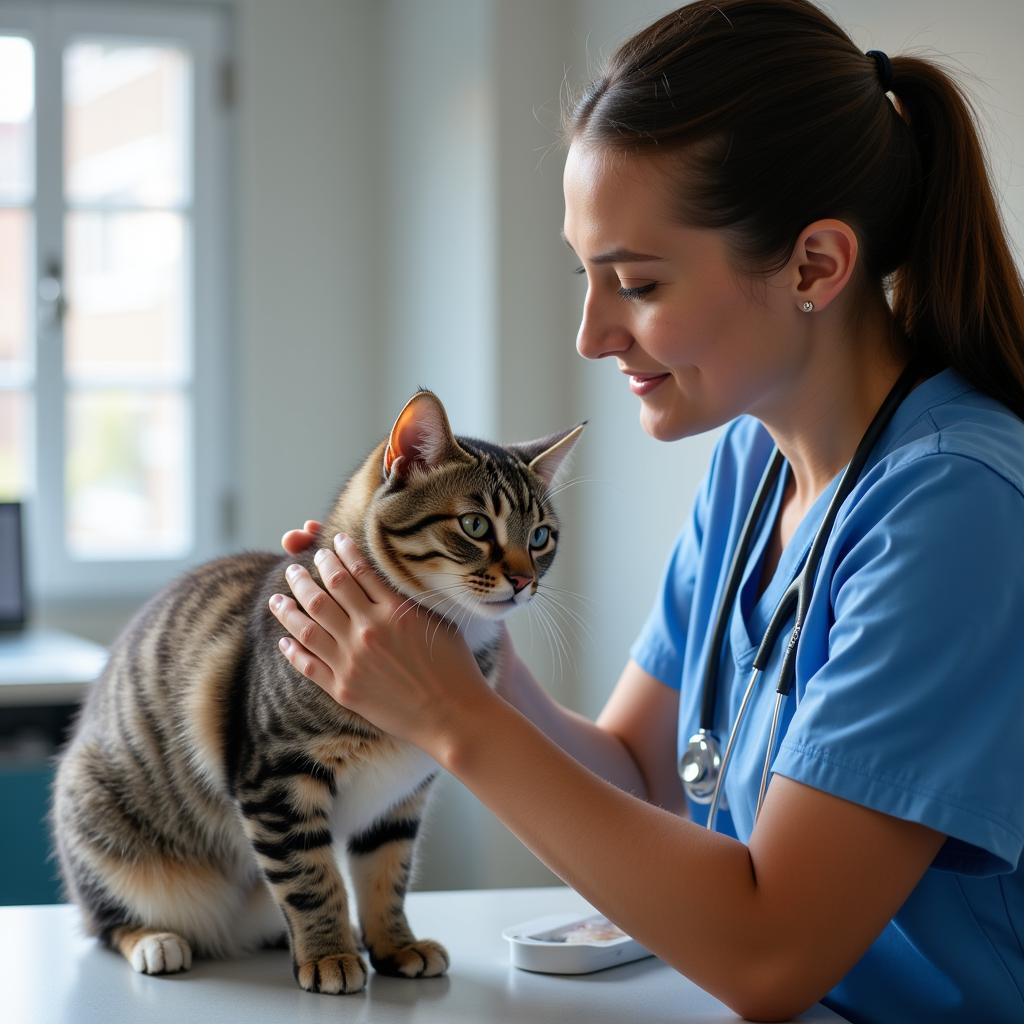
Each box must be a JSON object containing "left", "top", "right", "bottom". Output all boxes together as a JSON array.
[{"left": 268, "top": 1, "right": 1024, "bottom": 1019}]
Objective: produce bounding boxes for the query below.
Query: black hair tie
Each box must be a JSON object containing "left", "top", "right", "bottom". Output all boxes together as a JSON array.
[{"left": 866, "top": 49, "right": 893, "bottom": 92}]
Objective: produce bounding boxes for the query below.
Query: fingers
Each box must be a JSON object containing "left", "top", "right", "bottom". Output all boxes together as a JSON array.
[
  {"left": 274, "top": 564, "right": 348, "bottom": 653},
  {"left": 332, "top": 534, "right": 397, "bottom": 607},
  {"left": 270, "top": 586, "right": 338, "bottom": 656},
  {"left": 281, "top": 528, "right": 315, "bottom": 555},
  {"left": 280, "top": 520, "right": 323, "bottom": 555},
  {"left": 277, "top": 635, "right": 332, "bottom": 689},
  {"left": 313, "top": 545, "right": 378, "bottom": 616}
]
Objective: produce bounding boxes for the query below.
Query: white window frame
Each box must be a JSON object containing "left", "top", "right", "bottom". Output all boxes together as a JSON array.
[{"left": 0, "top": 0, "right": 234, "bottom": 602}]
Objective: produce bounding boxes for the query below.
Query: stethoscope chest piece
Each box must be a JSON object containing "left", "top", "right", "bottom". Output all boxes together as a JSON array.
[{"left": 679, "top": 729, "right": 722, "bottom": 804}]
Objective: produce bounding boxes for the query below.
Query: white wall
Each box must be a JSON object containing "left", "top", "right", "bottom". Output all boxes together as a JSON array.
[
  {"left": 43, "top": 0, "right": 1024, "bottom": 890},
  {"left": 233, "top": 0, "right": 381, "bottom": 546}
]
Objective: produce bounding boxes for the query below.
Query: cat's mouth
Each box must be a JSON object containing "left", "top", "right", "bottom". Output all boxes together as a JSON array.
[
  {"left": 475, "top": 593, "right": 529, "bottom": 616},
  {"left": 423, "top": 591, "right": 524, "bottom": 621}
]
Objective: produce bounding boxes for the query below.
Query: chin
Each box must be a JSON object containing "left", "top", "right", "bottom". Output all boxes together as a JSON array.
[
  {"left": 639, "top": 389, "right": 720, "bottom": 442},
  {"left": 639, "top": 404, "right": 690, "bottom": 443}
]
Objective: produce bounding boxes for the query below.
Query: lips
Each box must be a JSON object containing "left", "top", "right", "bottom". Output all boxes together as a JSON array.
[{"left": 627, "top": 372, "right": 670, "bottom": 396}]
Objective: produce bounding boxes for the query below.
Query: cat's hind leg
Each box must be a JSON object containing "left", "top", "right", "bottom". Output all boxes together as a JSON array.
[
  {"left": 52, "top": 744, "right": 252, "bottom": 969},
  {"left": 70, "top": 850, "right": 253, "bottom": 969},
  {"left": 347, "top": 781, "right": 449, "bottom": 979},
  {"left": 110, "top": 926, "right": 193, "bottom": 975}
]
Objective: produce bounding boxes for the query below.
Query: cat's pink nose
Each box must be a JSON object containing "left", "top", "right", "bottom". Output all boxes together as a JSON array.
[{"left": 507, "top": 574, "right": 533, "bottom": 594}]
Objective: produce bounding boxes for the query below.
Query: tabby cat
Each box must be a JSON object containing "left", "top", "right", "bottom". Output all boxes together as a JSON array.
[{"left": 50, "top": 389, "right": 583, "bottom": 994}]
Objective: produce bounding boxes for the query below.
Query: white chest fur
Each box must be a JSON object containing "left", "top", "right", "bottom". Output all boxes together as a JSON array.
[
  {"left": 461, "top": 615, "right": 501, "bottom": 667},
  {"left": 326, "top": 612, "right": 498, "bottom": 842},
  {"left": 328, "top": 742, "right": 439, "bottom": 840}
]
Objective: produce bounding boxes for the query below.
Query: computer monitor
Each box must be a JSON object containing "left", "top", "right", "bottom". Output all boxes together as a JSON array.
[{"left": 0, "top": 502, "right": 26, "bottom": 631}]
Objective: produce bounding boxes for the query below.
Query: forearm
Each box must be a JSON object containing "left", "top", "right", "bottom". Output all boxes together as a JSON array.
[
  {"left": 439, "top": 690, "right": 780, "bottom": 1017},
  {"left": 495, "top": 644, "right": 647, "bottom": 799}
]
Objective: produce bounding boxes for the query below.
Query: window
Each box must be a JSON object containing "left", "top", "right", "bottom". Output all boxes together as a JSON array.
[{"left": 0, "top": 2, "right": 232, "bottom": 600}]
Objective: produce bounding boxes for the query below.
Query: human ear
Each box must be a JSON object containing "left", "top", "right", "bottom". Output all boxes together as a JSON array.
[{"left": 791, "top": 219, "right": 859, "bottom": 312}]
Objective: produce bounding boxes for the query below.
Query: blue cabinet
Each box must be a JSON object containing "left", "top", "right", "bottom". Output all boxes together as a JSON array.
[
  {"left": 0, "top": 761, "right": 63, "bottom": 905},
  {"left": 0, "top": 701, "right": 79, "bottom": 906}
]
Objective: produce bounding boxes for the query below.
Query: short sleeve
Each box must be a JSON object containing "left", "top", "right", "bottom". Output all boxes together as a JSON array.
[
  {"left": 773, "top": 452, "right": 1024, "bottom": 875},
  {"left": 628, "top": 444, "right": 717, "bottom": 691}
]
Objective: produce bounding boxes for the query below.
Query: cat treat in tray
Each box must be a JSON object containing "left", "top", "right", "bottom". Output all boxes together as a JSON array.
[{"left": 503, "top": 912, "right": 654, "bottom": 974}]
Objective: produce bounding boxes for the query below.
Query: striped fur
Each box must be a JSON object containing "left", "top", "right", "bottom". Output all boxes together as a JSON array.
[{"left": 50, "top": 391, "right": 583, "bottom": 994}]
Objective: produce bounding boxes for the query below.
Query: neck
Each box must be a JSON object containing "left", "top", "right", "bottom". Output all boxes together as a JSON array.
[{"left": 754, "top": 301, "right": 913, "bottom": 512}]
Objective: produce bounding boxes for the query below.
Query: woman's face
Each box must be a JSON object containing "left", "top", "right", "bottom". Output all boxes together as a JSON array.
[{"left": 562, "top": 142, "right": 803, "bottom": 441}]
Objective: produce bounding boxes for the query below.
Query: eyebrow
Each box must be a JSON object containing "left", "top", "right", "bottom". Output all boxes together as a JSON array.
[{"left": 560, "top": 232, "right": 665, "bottom": 265}]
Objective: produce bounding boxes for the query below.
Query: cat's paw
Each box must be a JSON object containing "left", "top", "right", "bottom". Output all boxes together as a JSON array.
[
  {"left": 370, "top": 938, "right": 450, "bottom": 978},
  {"left": 129, "top": 932, "right": 193, "bottom": 975},
  {"left": 294, "top": 952, "right": 368, "bottom": 994}
]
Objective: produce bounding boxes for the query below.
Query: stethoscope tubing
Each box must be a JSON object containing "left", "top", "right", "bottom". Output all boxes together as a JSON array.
[
  {"left": 705, "top": 665, "right": 761, "bottom": 833},
  {"left": 698, "top": 451, "right": 785, "bottom": 731},
  {"left": 756, "top": 691, "right": 787, "bottom": 818},
  {"left": 694, "top": 360, "right": 925, "bottom": 831}
]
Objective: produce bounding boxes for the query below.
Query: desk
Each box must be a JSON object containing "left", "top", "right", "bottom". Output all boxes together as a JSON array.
[
  {"left": 0, "top": 626, "right": 107, "bottom": 706},
  {"left": 1, "top": 886, "right": 843, "bottom": 1023}
]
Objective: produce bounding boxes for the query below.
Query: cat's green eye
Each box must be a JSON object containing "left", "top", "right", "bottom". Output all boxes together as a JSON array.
[
  {"left": 460, "top": 513, "right": 491, "bottom": 539},
  {"left": 530, "top": 525, "right": 551, "bottom": 549}
]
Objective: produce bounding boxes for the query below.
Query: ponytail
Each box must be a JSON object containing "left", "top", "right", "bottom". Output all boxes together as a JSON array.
[{"left": 888, "top": 56, "right": 1024, "bottom": 417}]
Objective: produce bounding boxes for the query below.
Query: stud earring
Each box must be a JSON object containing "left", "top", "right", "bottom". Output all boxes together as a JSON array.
[{"left": 801, "top": 301, "right": 815, "bottom": 312}]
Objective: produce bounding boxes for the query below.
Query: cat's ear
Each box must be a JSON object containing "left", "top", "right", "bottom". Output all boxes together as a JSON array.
[
  {"left": 510, "top": 422, "right": 587, "bottom": 490},
  {"left": 383, "top": 390, "right": 471, "bottom": 481}
]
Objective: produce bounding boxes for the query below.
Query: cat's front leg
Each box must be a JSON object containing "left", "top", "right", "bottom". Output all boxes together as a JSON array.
[
  {"left": 347, "top": 779, "right": 449, "bottom": 978},
  {"left": 236, "top": 751, "right": 367, "bottom": 994}
]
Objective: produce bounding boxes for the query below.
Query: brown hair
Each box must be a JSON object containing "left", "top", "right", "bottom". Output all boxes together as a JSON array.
[{"left": 565, "top": 0, "right": 1024, "bottom": 418}]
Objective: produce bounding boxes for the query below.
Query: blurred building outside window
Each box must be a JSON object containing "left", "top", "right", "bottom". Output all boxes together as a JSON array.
[{"left": 0, "top": 2, "right": 231, "bottom": 601}]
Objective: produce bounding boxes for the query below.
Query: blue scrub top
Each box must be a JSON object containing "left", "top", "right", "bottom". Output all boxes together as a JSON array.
[{"left": 629, "top": 368, "right": 1024, "bottom": 1024}]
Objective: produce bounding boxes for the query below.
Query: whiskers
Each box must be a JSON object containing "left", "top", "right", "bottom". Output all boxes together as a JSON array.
[
  {"left": 384, "top": 568, "right": 593, "bottom": 682},
  {"left": 386, "top": 574, "right": 487, "bottom": 659},
  {"left": 524, "top": 581, "right": 592, "bottom": 687},
  {"left": 389, "top": 580, "right": 467, "bottom": 627}
]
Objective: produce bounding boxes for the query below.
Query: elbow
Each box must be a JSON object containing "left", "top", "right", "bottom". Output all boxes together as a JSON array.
[
  {"left": 718, "top": 956, "right": 827, "bottom": 1023},
  {"left": 726, "top": 994, "right": 817, "bottom": 1024}
]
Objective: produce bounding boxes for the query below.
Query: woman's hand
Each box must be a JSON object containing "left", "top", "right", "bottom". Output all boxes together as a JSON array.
[
  {"left": 281, "top": 519, "right": 322, "bottom": 556},
  {"left": 269, "top": 532, "right": 496, "bottom": 763}
]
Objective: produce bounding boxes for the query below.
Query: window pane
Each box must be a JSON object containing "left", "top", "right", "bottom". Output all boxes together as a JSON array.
[
  {"left": 0, "top": 209, "right": 31, "bottom": 372},
  {"left": 0, "top": 36, "right": 34, "bottom": 201},
  {"left": 66, "top": 389, "right": 188, "bottom": 557},
  {"left": 65, "top": 211, "right": 187, "bottom": 381},
  {"left": 0, "top": 391, "right": 31, "bottom": 499},
  {"left": 65, "top": 41, "right": 190, "bottom": 206}
]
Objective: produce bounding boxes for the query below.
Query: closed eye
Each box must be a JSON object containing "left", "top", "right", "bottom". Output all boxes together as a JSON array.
[
  {"left": 618, "top": 283, "right": 657, "bottom": 301},
  {"left": 574, "top": 265, "right": 657, "bottom": 301}
]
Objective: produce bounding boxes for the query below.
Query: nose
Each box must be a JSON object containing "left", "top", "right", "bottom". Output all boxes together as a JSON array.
[
  {"left": 575, "top": 292, "right": 632, "bottom": 361},
  {"left": 506, "top": 574, "right": 533, "bottom": 595}
]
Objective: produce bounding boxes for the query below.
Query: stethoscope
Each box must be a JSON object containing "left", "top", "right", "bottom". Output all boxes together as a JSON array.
[{"left": 678, "top": 360, "right": 923, "bottom": 832}]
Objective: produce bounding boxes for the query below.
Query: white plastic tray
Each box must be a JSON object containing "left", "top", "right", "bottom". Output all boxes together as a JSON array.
[{"left": 502, "top": 911, "right": 654, "bottom": 975}]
